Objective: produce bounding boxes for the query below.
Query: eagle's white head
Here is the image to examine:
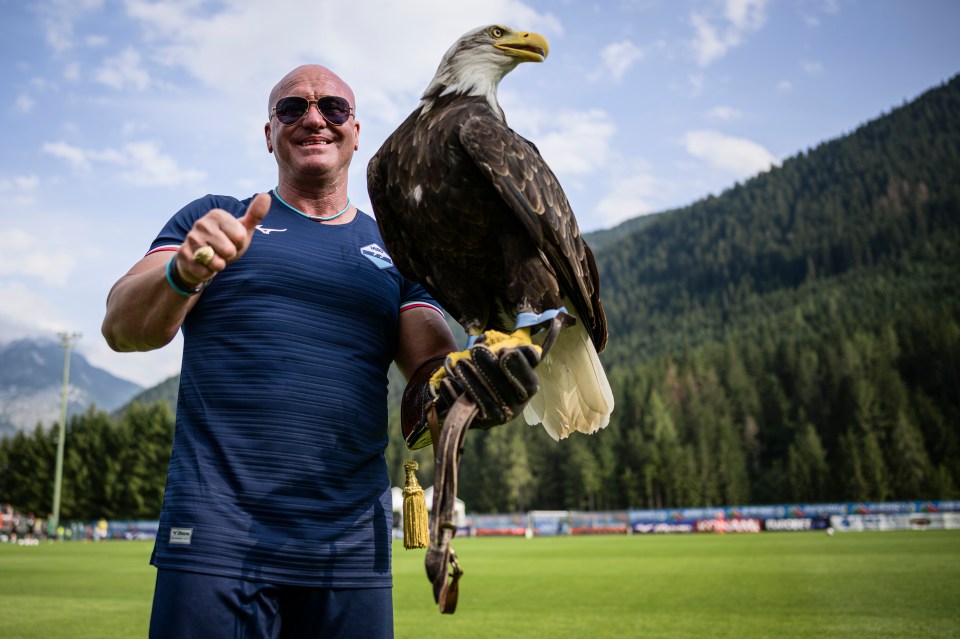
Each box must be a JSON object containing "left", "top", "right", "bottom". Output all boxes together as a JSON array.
[{"left": 420, "top": 25, "right": 549, "bottom": 117}]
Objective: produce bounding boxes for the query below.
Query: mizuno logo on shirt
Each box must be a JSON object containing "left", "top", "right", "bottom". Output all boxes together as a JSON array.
[
  {"left": 256, "top": 225, "right": 288, "bottom": 235},
  {"left": 170, "top": 527, "right": 193, "bottom": 545},
  {"left": 361, "top": 243, "right": 394, "bottom": 269}
]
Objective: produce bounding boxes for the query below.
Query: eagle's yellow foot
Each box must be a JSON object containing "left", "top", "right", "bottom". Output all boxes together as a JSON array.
[
  {"left": 428, "top": 328, "right": 542, "bottom": 392},
  {"left": 429, "top": 350, "right": 467, "bottom": 389},
  {"left": 481, "top": 327, "right": 541, "bottom": 354}
]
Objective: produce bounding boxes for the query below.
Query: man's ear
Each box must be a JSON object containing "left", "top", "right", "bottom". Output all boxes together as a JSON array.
[{"left": 264, "top": 122, "right": 274, "bottom": 153}]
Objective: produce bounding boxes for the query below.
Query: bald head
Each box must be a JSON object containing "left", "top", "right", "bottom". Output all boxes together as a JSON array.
[{"left": 268, "top": 64, "right": 357, "bottom": 117}]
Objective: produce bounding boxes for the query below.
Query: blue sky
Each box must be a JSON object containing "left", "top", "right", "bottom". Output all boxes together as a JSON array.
[{"left": 1, "top": 0, "right": 958, "bottom": 388}]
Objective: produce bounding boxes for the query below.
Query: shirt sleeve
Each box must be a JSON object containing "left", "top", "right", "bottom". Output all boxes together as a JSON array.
[{"left": 399, "top": 278, "right": 444, "bottom": 317}]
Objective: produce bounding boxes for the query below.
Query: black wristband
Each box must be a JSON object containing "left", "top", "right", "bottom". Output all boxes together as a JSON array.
[{"left": 165, "top": 256, "right": 209, "bottom": 296}]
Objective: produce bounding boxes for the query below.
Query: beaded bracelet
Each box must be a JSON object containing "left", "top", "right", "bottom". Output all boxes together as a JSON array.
[{"left": 165, "top": 256, "right": 210, "bottom": 296}]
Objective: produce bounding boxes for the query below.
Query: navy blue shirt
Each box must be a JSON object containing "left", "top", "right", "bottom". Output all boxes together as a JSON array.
[{"left": 148, "top": 192, "right": 439, "bottom": 586}]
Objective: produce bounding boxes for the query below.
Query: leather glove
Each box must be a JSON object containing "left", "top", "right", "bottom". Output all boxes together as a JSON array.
[{"left": 432, "top": 335, "right": 541, "bottom": 429}]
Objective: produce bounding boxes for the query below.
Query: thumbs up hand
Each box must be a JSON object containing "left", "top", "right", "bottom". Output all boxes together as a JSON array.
[{"left": 175, "top": 193, "right": 272, "bottom": 286}]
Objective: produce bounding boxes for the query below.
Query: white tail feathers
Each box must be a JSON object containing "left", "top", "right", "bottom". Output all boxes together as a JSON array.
[{"left": 523, "top": 316, "right": 614, "bottom": 441}]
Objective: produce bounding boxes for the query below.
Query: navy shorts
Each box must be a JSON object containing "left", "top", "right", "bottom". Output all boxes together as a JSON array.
[{"left": 149, "top": 569, "right": 393, "bottom": 639}]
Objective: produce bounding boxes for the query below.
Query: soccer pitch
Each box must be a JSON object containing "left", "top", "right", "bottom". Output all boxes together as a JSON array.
[{"left": 1, "top": 531, "right": 957, "bottom": 638}]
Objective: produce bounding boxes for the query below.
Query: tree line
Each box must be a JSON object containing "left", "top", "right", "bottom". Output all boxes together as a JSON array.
[{"left": 0, "top": 403, "right": 172, "bottom": 520}]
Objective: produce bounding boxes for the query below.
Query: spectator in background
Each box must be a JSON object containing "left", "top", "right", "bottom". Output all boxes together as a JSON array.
[{"left": 95, "top": 517, "right": 108, "bottom": 541}]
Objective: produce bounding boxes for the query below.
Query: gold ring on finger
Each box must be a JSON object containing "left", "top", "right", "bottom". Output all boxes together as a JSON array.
[{"left": 194, "top": 246, "right": 215, "bottom": 266}]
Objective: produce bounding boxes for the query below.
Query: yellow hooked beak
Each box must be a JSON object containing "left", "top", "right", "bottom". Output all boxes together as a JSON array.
[{"left": 493, "top": 29, "right": 550, "bottom": 63}]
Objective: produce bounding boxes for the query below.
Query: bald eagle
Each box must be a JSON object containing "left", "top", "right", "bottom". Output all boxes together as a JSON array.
[{"left": 368, "top": 25, "right": 613, "bottom": 440}]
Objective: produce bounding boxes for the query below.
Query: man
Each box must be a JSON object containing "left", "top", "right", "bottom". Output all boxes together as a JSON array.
[{"left": 102, "top": 65, "right": 539, "bottom": 638}]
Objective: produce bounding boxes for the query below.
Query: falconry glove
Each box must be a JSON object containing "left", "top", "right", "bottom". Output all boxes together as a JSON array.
[
  {"left": 433, "top": 338, "right": 541, "bottom": 429},
  {"left": 401, "top": 334, "right": 541, "bottom": 449}
]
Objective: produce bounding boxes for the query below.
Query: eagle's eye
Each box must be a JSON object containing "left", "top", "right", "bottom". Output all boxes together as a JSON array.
[{"left": 489, "top": 27, "right": 504, "bottom": 39}]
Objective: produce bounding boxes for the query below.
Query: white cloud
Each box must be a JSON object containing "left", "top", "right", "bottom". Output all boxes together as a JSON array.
[
  {"left": 122, "top": 0, "right": 562, "bottom": 125},
  {"left": 39, "top": 0, "right": 105, "bottom": 52},
  {"left": 0, "top": 174, "right": 41, "bottom": 206},
  {"left": 801, "top": 59, "right": 823, "bottom": 75},
  {"left": 592, "top": 169, "right": 664, "bottom": 228},
  {"left": 801, "top": 0, "right": 842, "bottom": 27},
  {"left": 502, "top": 100, "right": 615, "bottom": 177},
  {"left": 0, "top": 283, "right": 69, "bottom": 338},
  {"left": 707, "top": 105, "right": 742, "bottom": 121},
  {"left": 84, "top": 334, "right": 185, "bottom": 388},
  {"left": 13, "top": 175, "right": 40, "bottom": 190},
  {"left": 43, "top": 140, "right": 206, "bottom": 186},
  {"left": 688, "top": 73, "right": 705, "bottom": 97},
  {"left": 94, "top": 48, "right": 150, "bottom": 90},
  {"left": 43, "top": 141, "right": 90, "bottom": 169},
  {"left": 536, "top": 112, "right": 616, "bottom": 175},
  {"left": 600, "top": 39, "right": 644, "bottom": 81},
  {"left": 690, "top": 12, "right": 727, "bottom": 67},
  {"left": 120, "top": 142, "right": 206, "bottom": 187},
  {"left": 682, "top": 129, "right": 777, "bottom": 177},
  {"left": 121, "top": 120, "right": 148, "bottom": 136},
  {"left": 63, "top": 62, "right": 82, "bottom": 81},
  {"left": 15, "top": 94, "right": 35, "bottom": 114},
  {"left": 0, "top": 173, "right": 40, "bottom": 193},
  {"left": 777, "top": 79, "right": 794, "bottom": 92},
  {"left": 725, "top": 0, "right": 767, "bottom": 31},
  {"left": 0, "top": 229, "right": 75, "bottom": 286},
  {"left": 690, "top": 0, "right": 769, "bottom": 67}
]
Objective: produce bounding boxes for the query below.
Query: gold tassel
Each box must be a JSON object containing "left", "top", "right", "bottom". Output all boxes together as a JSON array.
[{"left": 402, "top": 460, "right": 430, "bottom": 549}]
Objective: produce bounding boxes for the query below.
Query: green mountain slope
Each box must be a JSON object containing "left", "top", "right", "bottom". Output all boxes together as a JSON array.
[
  {"left": 568, "top": 74, "right": 960, "bottom": 509},
  {"left": 598, "top": 74, "right": 960, "bottom": 367}
]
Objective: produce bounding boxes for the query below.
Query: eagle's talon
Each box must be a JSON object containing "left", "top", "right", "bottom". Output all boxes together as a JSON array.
[
  {"left": 429, "top": 349, "right": 472, "bottom": 391},
  {"left": 482, "top": 327, "right": 541, "bottom": 355},
  {"left": 429, "top": 327, "right": 544, "bottom": 395}
]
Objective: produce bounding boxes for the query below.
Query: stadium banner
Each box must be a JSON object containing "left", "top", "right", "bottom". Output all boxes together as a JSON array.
[
  {"left": 107, "top": 520, "right": 159, "bottom": 540},
  {"left": 567, "top": 511, "right": 631, "bottom": 535},
  {"left": 527, "top": 511, "right": 571, "bottom": 536},
  {"left": 763, "top": 517, "right": 813, "bottom": 532},
  {"left": 627, "top": 501, "right": 958, "bottom": 525},
  {"left": 849, "top": 502, "right": 931, "bottom": 515},
  {"left": 829, "top": 513, "right": 960, "bottom": 532},
  {"left": 628, "top": 507, "right": 724, "bottom": 522},
  {"left": 696, "top": 518, "right": 762, "bottom": 533},
  {"left": 632, "top": 520, "right": 697, "bottom": 534},
  {"left": 51, "top": 502, "right": 960, "bottom": 544},
  {"left": 470, "top": 514, "right": 529, "bottom": 536}
]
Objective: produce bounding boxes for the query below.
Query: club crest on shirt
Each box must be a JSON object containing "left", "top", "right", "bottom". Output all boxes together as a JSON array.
[{"left": 360, "top": 243, "right": 394, "bottom": 270}]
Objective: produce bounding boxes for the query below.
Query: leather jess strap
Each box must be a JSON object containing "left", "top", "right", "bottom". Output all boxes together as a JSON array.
[
  {"left": 424, "top": 395, "right": 475, "bottom": 613},
  {"left": 423, "top": 313, "right": 572, "bottom": 614}
]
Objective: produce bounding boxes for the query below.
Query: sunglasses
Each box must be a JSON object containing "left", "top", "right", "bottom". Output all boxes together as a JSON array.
[{"left": 271, "top": 95, "right": 354, "bottom": 126}]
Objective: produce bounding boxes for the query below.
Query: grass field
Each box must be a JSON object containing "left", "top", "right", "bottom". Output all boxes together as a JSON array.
[{"left": 1, "top": 531, "right": 958, "bottom": 638}]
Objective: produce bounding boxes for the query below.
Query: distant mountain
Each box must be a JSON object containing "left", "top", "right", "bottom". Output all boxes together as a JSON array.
[
  {"left": 583, "top": 210, "right": 663, "bottom": 252},
  {"left": 0, "top": 339, "right": 142, "bottom": 437},
  {"left": 115, "top": 374, "right": 179, "bottom": 418}
]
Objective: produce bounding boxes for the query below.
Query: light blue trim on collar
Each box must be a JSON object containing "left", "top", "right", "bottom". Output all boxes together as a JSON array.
[{"left": 273, "top": 188, "right": 350, "bottom": 221}]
